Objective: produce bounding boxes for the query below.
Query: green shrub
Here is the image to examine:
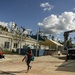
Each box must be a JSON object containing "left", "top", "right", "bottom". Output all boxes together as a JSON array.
[{"left": 3, "top": 50, "right": 17, "bottom": 54}]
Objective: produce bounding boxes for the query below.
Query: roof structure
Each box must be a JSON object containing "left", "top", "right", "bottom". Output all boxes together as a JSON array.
[{"left": 39, "top": 39, "right": 63, "bottom": 47}]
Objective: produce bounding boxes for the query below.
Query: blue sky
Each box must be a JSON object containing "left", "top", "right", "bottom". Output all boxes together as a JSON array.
[{"left": 0, "top": 0, "right": 75, "bottom": 41}]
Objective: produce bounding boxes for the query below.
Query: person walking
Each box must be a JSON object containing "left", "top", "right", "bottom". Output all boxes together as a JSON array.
[{"left": 22, "top": 47, "right": 32, "bottom": 73}]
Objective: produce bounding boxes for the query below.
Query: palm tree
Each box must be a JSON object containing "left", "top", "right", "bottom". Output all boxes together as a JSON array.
[
  {"left": 17, "top": 26, "right": 26, "bottom": 54},
  {"left": 0, "top": 25, "right": 8, "bottom": 31},
  {"left": 21, "top": 26, "right": 26, "bottom": 32}
]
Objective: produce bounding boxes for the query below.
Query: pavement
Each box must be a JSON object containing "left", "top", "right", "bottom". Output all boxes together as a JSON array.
[{"left": 0, "top": 54, "right": 75, "bottom": 75}]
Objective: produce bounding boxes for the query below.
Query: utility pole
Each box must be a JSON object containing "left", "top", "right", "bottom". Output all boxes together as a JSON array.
[
  {"left": 36, "top": 27, "right": 43, "bottom": 56},
  {"left": 36, "top": 32, "right": 39, "bottom": 56},
  {"left": 19, "top": 33, "right": 22, "bottom": 54}
]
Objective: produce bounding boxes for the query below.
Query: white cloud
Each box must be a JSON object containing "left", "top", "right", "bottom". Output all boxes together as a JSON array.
[
  {"left": 9, "top": 21, "right": 16, "bottom": 28},
  {"left": 40, "top": 2, "right": 54, "bottom": 11},
  {"left": 26, "top": 29, "right": 32, "bottom": 31},
  {"left": 54, "top": 34, "right": 60, "bottom": 41},
  {"left": 23, "top": 30, "right": 28, "bottom": 34},
  {"left": 38, "top": 11, "right": 75, "bottom": 34},
  {"left": 23, "top": 29, "right": 32, "bottom": 35},
  {"left": 37, "top": 22, "right": 43, "bottom": 26},
  {"left": 9, "top": 21, "right": 18, "bottom": 32},
  {"left": 73, "top": 8, "right": 75, "bottom": 11},
  {"left": 0, "top": 21, "right": 8, "bottom": 27}
]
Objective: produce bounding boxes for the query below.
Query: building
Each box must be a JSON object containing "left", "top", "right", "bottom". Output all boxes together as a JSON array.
[
  {"left": 0, "top": 30, "right": 63, "bottom": 53},
  {"left": 0, "top": 31, "right": 37, "bottom": 51}
]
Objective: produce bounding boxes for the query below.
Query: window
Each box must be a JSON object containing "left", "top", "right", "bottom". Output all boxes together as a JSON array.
[
  {"left": 4, "top": 42, "right": 10, "bottom": 48},
  {"left": 14, "top": 43, "right": 18, "bottom": 48}
]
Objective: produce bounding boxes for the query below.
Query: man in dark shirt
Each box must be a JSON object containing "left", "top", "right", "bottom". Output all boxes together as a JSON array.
[{"left": 22, "top": 47, "right": 32, "bottom": 73}]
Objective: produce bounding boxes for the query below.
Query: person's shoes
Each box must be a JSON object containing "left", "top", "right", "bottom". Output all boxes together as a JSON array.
[
  {"left": 30, "top": 66, "right": 32, "bottom": 69},
  {"left": 26, "top": 71, "right": 28, "bottom": 73},
  {"left": 26, "top": 70, "right": 29, "bottom": 73}
]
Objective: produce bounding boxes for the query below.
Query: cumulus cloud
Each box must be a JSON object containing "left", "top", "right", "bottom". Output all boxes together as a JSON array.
[
  {"left": 0, "top": 21, "right": 8, "bottom": 27},
  {"left": 40, "top": 2, "right": 54, "bottom": 11},
  {"left": 37, "top": 22, "right": 43, "bottom": 26},
  {"left": 38, "top": 12, "right": 75, "bottom": 34}
]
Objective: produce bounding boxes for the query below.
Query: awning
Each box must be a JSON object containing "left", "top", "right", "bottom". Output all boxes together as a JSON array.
[{"left": 39, "top": 39, "right": 63, "bottom": 47}]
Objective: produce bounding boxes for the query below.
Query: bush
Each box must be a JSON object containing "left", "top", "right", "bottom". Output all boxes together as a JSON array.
[{"left": 3, "top": 50, "right": 17, "bottom": 54}]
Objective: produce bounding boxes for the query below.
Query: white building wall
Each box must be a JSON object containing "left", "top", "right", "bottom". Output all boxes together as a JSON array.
[
  {"left": 25, "top": 40, "right": 37, "bottom": 49},
  {"left": 0, "top": 35, "right": 12, "bottom": 50},
  {"left": 0, "top": 31, "right": 45, "bottom": 51}
]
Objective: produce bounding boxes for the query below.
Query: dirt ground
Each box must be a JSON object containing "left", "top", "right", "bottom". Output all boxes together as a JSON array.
[{"left": 0, "top": 54, "right": 75, "bottom": 75}]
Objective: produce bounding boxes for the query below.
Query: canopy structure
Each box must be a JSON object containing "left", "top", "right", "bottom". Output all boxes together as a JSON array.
[
  {"left": 49, "top": 39, "right": 63, "bottom": 47},
  {"left": 39, "top": 39, "right": 63, "bottom": 47}
]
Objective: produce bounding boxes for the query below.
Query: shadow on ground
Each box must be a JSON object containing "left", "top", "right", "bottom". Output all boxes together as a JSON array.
[
  {"left": 0, "top": 70, "right": 25, "bottom": 75},
  {"left": 53, "top": 55, "right": 75, "bottom": 61},
  {"left": 57, "top": 56, "right": 66, "bottom": 60},
  {"left": 56, "top": 59, "right": 75, "bottom": 72},
  {"left": 52, "top": 55, "right": 66, "bottom": 60}
]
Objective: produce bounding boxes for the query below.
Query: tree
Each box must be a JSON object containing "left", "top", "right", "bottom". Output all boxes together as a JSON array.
[
  {"left": 51, "top": 35, "right": 54, "bottom": 40},
  {"left": 58, "top": 40, "right": 62, "bottom": 43},
  {"left": 67, "top": 37, "right": 72, "bottom": 48},
  {"left": 0, "top": 25, "right": 8, "bottom": 31},
  {"left": 21, "top": 26, "right": 26, "bottom": 32}
]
